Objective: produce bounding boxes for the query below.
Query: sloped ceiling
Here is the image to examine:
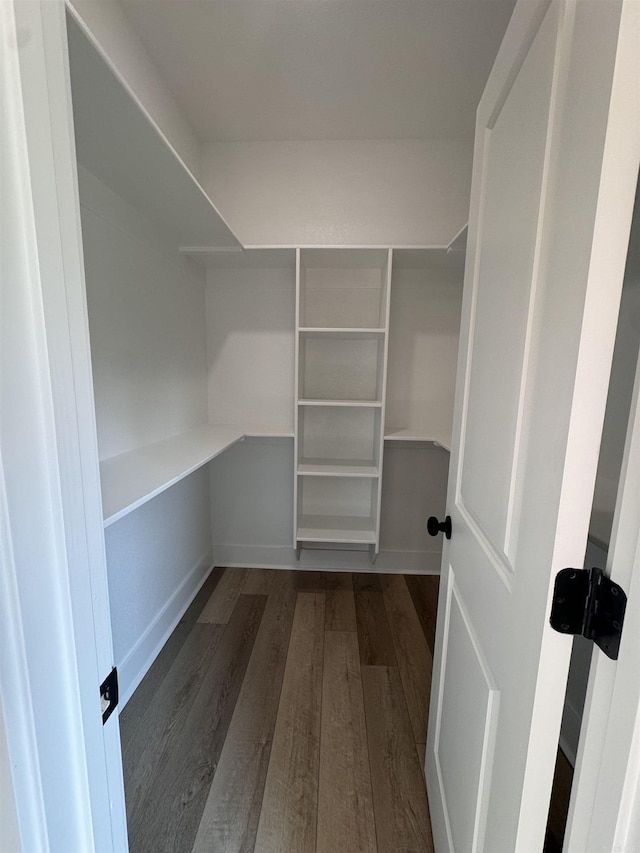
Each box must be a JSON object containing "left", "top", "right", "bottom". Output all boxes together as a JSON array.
[{"left": 119, "top": 0, "right": 517, "bottom": 142}]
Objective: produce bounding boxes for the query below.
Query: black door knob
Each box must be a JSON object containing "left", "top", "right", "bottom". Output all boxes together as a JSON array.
[{"left": 427, "top": 515, "right": 452, "bottom": 540}]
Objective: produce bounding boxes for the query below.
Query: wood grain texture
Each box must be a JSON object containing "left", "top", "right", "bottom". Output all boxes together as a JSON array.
[
  {"left": 381, "top": 575, "right": 433, "bottom": 744},
  {"left": 353, "top": 573, "right": 397, "bottom": 666},
  {"left": 119, "top": 567, "right": 223, "bottom": 753},
  {"left": 361, "top": 666, "right": 434, "bottom": 853},
  {"left": 294, "top": 570, "right": 327, "bottom": 591},
  {"left": 123, "top": 623, "right": 224, "bottom": 824},
  {"left": 243, "top": 568, "right": 276, "bottom": 596},
  {"left": 192, "top": 572, "right": 297, "bottom": 853},
  {"left": 404, "top": 575, "right": 440, "bottom": 655},
  {"left": 325, "top": 590, "right": 357, "bottom": 631},
  {"left": 317, "top": 631, "right": 377, "bottom": 853},
  {"left": 254, "top": 592, "right": 325, "bottom": 853},
  {"left": 199, "top": 567, "right": 248, "bottom": 624},
  {"left": 127, "top": 595, "right": 265, "bottom": 853}
]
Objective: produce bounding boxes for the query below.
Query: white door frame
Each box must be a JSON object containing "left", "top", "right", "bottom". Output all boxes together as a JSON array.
[
  {"left": 1, "top": 1, "right": 127, "bottom": 849},
  {"left": 1, "top": 0, "right": 638, "bottom": 849}
]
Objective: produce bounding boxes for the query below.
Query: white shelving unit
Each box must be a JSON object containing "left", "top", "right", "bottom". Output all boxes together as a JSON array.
[
  {"left": 67, "top": 13, "right": 240, "bottom": 251},
  {"left": 294, "top": 249, "right": 392, "bottom": 558}
]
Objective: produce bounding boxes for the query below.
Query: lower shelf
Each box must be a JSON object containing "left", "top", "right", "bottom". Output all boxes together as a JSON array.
[
  {"left": 296, "top": 515, "right": 376, "bottom": 545},
  {"left": 297, "top": 459, "right": 379, "bottom": 477}
]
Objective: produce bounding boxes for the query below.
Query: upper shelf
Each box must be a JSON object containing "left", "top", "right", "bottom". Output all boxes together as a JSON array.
[
  {"left": 100, "top": 425, "right": 244, "bottom": 527},
  {"left": 66, "top": 13, "right": 240, "bottom": 251},
  {"left": 384, "top": 427, "right": 451, "bottom": 451}
]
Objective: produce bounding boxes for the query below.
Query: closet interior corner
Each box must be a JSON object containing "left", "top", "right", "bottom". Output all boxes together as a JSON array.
[{"left": 66, "top": 8, "right": 466, "bottom": 703}]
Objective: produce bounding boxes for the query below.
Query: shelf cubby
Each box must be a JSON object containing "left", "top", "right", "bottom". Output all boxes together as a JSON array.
[
  {"left": 296, "top": 476, "right": 379, "bottom": 545},
  {"left": 299, "top": 249, "right": 389, "bottom": 329},
  {"left": 298, "top": 333, "right": 385, "bottom": 402}
]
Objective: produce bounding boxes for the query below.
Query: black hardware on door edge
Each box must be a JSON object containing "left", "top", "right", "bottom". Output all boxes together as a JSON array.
[
  {"left": 427, "top": 515, "right": 452, "bottom": 540},
  {"left": 100, "top": 667, "right": 119, "bottom": 724},
  {"left": 550, "top": 568, "right": 627, "bottom": 660}
]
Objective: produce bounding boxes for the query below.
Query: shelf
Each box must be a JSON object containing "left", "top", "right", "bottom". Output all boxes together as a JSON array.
[
  {"left": 298, "top": 399, "right": 383, "bottom": 408},
  {"left": 299, "top": 328, "right": 385, "bottom": 337},
  {"left": 296, "top": 515, "right": 376, "bottom": 545},
  {"left": 100, "top": 425, "right": 244, "bottom": 526},
  {"left": 298, "top": 460, "right": 380, "bottom": 478},
  {"left": 384, "top": 427, "right": 451, "bottom": 451},
  {"left": 66, "top": 14, "right": 240, "bottom": 250}
]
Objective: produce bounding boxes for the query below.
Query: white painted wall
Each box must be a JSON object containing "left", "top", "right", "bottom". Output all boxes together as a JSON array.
[
  {"left": 79, "top": 167, "right": 208, "bottom": 460},
  {"left": 105, "top": 468, "right": 212, "bottom": 704},
  {"left": 78, "top": 167, "right": 213, "bottom": 704},
  {"left": 206, "top": 267, "right": 296, "bottom": 430},
  {"left": 0, "top": 700, "right": 21, "bottom": 853},
  {"left": 67, "top": 0, "right": 201, "bottom": 178},
  {"left": 386, "top": 267, "right": 463, "bottom": 438},
  {"left": 201, "top": 139, "right": 473, "bottom": 247}
]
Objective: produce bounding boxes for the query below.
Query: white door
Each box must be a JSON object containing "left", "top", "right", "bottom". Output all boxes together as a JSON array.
[
  {"left": 425, "top": 0, "right": 640, "bottom": 850},
  {"left": 2, "top": 1, "right": 128, "bottom": 848}
]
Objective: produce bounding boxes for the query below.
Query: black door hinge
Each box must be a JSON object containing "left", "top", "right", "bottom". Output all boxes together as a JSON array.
[
  {"left": 100, "top": 667, "right": 118, "bottom": 724},
  {"left": 550, "top": 568, "right": 627, "bottom": 660}
]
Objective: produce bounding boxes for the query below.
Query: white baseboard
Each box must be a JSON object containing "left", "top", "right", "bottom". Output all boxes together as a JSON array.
[
  {"left": 213, "top": 544, "right": 441, "bottom": 574},
  {"left": 117, "top": 548, "right": 213, "bottom": 709}
]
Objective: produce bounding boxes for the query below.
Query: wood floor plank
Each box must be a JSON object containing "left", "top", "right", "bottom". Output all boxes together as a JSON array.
[
  {"left": 353, "top": 574, "right": 397, "bottom": 666},
  {"left": 254, "top": 592, "right": 325, "bottom": 853},
  {"left": 381, "top": 575, "right": 433, "bottom": 744},
  {"left": 127, "top": 594, "right": 266, "bottom": 853},
  {"left": 362, "top": 666, "right": 434, "bottom": 853},
  {"left": 317, "top": 631, "right": 377, "bottom": 853},
  {"left": 123, "top": 623, "right": 224, "bottom": 816},
  {"left": 243, "top": 568, "right": 276, "bottom": 596},
  {"left": 198, "top": 567, "right": 248, "bottom": 624},
  {"left": 326, "top": 572, "right": 353, "bottom": 590},
  {"left": 325, "top": 589, "right": 357, "bottom": 631},
  {"left": 404, "top": 575, "right": 440, "bottom": 656},
  {"left": 192, "top": 572, "right": 297, "bottom": 853},
  {"left": 119, "top": 567, "right": 223, "bottom": 752},
  {"left": 294, "top": 570, "right": 327, "bottom": 591}
]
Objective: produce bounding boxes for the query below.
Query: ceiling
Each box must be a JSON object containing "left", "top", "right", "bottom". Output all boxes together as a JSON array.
[{"left": 119, "top": 0, "right": 517, "bottom": 143}]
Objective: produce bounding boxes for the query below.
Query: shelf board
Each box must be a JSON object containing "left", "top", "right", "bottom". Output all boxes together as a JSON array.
[
  {"left": 296, "top": 515, "right": 376, "bottom": 545},
  {"left": 67, "top": 14, "right": 240, "bottom": 250},
  {"left": 298, "top": 399, "right": 383, "bottom": 408},
  {"left": 297, "top": 459, "right": 380, "bottom": 478},
  {"left": 384, "top": 427, "right": 451, "bottom": 451},
  {"left": 100, "top": 425, "right": 244, "bottom": 526},
  {"left": 299, "top": 327, "right": 385, "bottom": 337}
]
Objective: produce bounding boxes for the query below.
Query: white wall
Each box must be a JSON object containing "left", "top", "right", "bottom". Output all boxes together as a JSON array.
[
  {"left": 202, "top": 139, "right": 473, "bottom": 247},
  {"left": 78, "top": 167, "right": 213, "bottom": 703},
  {"left": 105, "top": 468, "right": 212, "bottom": 704},
  {"left": 206, "top": 267, "right": 296, "bottom": 430},
  {"left": 79, "top": 167, "right": 208, "bottom": 460},
  {"left": 67, "top": 0, "right": 201, "bottom": 178},
  {"left": 386, "top": 267, "right": 463, "bottom": 438}
]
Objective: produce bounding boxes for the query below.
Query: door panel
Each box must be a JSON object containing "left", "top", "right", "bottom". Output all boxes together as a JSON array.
[
  {"left": 433, "top": 570, "right": 500, "bottom": 852},
  {"left": 460, "top": 2, "right": 558, "bottom": 562},
  {"left": 426, "top": 0, "right": 639, "bottom": 850}
]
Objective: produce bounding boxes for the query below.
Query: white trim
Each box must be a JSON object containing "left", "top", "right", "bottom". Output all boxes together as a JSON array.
[
  {"left": 213, "top": 544, "right": 442, "bottom": 574},
  {"left": 118, "top": 550, "right": 213, "bottom": 709}
]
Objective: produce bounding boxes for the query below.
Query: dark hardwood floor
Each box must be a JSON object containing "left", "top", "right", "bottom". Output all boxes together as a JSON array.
[{"left": 119, "top": 568, "right": 438, "bottom": 853}]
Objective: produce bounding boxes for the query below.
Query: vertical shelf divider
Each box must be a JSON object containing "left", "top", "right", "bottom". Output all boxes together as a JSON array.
[{"left": 373, "top": 249, "right": 393, "bottom": 558}]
